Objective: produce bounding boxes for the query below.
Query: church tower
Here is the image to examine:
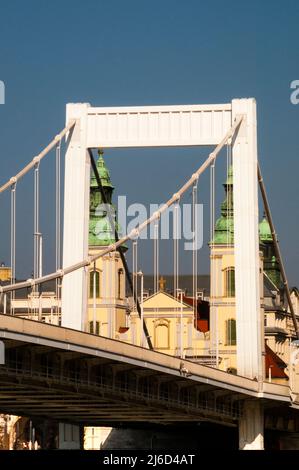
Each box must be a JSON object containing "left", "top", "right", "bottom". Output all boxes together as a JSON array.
[
  {"left": 87, "top": 150, "right": 127, "bottom": 338},
  {"left": 209, "top": 165, "right": 265, "bottom": 372},
  {"left": 209, "top": 166, "right": 237, "bottom": 370}
]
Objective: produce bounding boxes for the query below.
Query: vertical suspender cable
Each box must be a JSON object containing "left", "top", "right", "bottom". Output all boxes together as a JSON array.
[
  {"left": 154, "top": 219, "right": 159, "bottom": 293},
  {"left": 210, "top": 161, "right": 217, "bottom": 366},
  {"left": 10, "top": 182, "right": 16, "bottom": 315},
  {"left": 109, "top": 252, "right": 114, "bottom": 338},
  {"left": 33, "top": 162, "right": 40, "bottom": 280},
  {"left": 132, "top": 239, "right": 138, "bottom": 306},
  {"left": 33, "top": 162, "right": 40, "bottom": 318},
  {"left": 107, "top": 252, "right": 112, "bottom": 338},
  {"left": 226, "top": 140, "right": 233, "bottom": 346},
  {"left": 226, "top": 143, "right": 230, "bottom": 349},
  {"left": 210, "top": 164, "right": 215, "bottom": 246},
  {"left": 92, "top": 261, "right": 96, "bottom": 335},
  {"left": 192, "top": 179, "right": 198, "bottom": 328},
  {"left": 173, "top": 202, "right": 180, "bottom": 298},
  {"left": 55, "top": 142, "right": 61, "bottom": 316}
]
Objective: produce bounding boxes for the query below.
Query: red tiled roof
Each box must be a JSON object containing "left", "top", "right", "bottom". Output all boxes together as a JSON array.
[
  {"left": 265, "top": 344, "right": 288, "bottom": 379},
  {"left": 182, "top": 295, "right": 210, "bottom": 332}
]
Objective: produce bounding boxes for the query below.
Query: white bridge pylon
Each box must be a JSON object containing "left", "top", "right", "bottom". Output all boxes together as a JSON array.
[{"left": 62, "top": 99, "right": 262, "bottom": 382}]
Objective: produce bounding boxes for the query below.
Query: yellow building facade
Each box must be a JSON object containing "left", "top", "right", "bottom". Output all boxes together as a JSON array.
[
  {"left": 121, "top": 291, "right": 205, "bottom": 356},
  {"left": 87, "top": 249, "right": 127, "bottom": 338},
  {"left": 209, "top": 244, "right": 265, "bottom": 373},
  {"left": 0, "top": 264, "right": 11, "bottom": 282}
]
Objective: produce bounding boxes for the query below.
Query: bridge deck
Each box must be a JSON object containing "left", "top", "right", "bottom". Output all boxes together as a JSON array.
[{"left": 0, "top": 314, "right": 294, "bottom": 426}]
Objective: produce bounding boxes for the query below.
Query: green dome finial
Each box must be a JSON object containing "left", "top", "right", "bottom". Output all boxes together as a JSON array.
[
  {"left": 90, "top": 149, "right": 114, "bottom": 190},
  {"left": 259, "top": 214, "right": 273, "bottom": 242}
]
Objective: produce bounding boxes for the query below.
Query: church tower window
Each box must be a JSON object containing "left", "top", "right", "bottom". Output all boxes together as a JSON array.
[
  {"left": 226, "top": 318, "right": 236, "bottom": 345},
  {"left": 89, "top": 270, "right": 100, "bottom": 298},
  {"left": 224, "top": 267, "right": 235, "bottom": 297}
]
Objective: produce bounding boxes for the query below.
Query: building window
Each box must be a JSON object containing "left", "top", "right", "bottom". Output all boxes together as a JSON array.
[
  {"left": 226, "top": 318, "right": 236, "bottom": 345},
  {"left": 89, "top": 270, "right": 100, "bottom": 298},
  {"left": 118, "top": 268, "right": 124, "bottom": 299},
  {"left": 89, "top": 321, "right": 100, "bottom": 335},
  {"left": 224, "top": 268, "right": 235, "bottom": 297}
]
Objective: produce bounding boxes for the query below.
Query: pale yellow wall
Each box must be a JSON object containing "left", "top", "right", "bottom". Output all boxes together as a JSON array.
[
  {"left": 210, "top": 245, "right": 265, "bottom": 374},
  {"left": 0, "top": 266, "right": 11, "bottom": 282},
  {"left": 210, "top": 246, "right": 236, "bottom": 370},
  {"left": 121, "top": 291, "right": 206, "bottom": 357},
  {"left": 84, "top": 426, "right": 112, "bottom": 450}
]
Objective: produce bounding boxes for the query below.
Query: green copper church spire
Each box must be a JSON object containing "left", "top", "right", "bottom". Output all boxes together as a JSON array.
[
  {"left": 90, "top": 149, "right": 114, "bottom": 193},
  {"left": 259, "top": 214, "right": 281, "bottom": 288},
  {"left": 89, "top": 150, "right": 125, "bottom": 248},
  {"left": 210, "top": 165, "right": 282, "bottom": 288},
  {"left": 212, "top": 165, "right": 234, "bottom": 245}
]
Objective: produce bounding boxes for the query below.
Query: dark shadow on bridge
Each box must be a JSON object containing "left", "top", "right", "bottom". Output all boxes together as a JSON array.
[{"left": 99, "top": 423, "right": 238, "bottom": 450}]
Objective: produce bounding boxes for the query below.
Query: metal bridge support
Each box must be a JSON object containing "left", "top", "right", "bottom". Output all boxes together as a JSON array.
[
  {"left": 62, "top": 103, "right": 90, "bottom": 331},
  {"left": 239, "top": 400, "right": 264, "bottom": 450},
  {"left": 232, "top": 99, "right": 263, "bottom": 382}
]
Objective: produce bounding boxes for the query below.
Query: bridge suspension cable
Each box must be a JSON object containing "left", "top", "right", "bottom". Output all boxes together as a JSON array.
[
  {"left": 0, "top": 120, "right": 75, "bottom": 320},
  {"left": 0, "top": 120, "right": 75, "bottom": 195},
  {"left": 0, "top": 117, "right": 243, "bottom": 308},
  {"left": 258, "top": 163, "right": 299, "bottom": 339}
]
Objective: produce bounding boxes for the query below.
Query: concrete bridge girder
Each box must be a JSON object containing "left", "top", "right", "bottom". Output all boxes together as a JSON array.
[{"left": 0, "top": 315, "right": 295, "bottom": 444}]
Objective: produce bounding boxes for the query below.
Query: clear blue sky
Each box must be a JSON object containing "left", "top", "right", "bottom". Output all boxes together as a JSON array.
[{"left": 0, "top": 0, "right": 298, "bottom": 284}]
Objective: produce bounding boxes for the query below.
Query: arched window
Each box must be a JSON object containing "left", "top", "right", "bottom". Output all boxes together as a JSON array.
[
  {"left": 224, "top": 267, "right": 235, "bottom": 297},
  {"left": 226, "top": 319, "right": 236, "bottom": 345},
  {"left": 89, "top": 270, "right": 100, "bottom": 298},
  {"left": 154, "top": 320, "right": 170, "bottom": 350}
]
